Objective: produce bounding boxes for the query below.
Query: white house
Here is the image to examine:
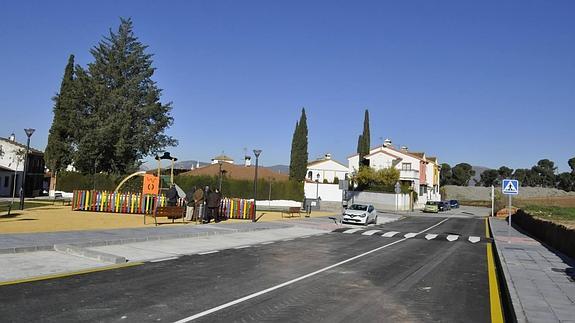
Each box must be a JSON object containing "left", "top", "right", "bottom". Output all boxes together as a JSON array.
[
  {"left": 347, "top": 139, "right": 441, "bottom": 206},
  {"left": 304, "top": 154, "right": 349, "bottom": 202},
  {"left": 0, "top": 134, "right": 45, "bottom": 198},
  {"left": 306, "top": 153, "right": 349, "bottom": 184}
]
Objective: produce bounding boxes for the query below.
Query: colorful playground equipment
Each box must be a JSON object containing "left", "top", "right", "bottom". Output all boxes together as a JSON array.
[{"left": 72, "top": 190, "right": 255, "bottom": 220}]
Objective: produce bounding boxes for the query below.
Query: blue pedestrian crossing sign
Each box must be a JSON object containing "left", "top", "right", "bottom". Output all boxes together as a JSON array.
[{"left": 502, "top": 179, "right": 519, "bottom": 195}]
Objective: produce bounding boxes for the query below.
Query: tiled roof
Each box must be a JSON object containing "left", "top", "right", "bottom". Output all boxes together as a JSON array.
[
  {"left": 181, "top": 163, "right": 289, "bottom": 181},
  {"left": 212, "top": 154, "right": 234, "bottom": 161},
  {"left": 307, "top": 158, "right": 348, "bottom": 169},
  {"left": 365, "top": 148, "right": 402, "bottom": 160}
]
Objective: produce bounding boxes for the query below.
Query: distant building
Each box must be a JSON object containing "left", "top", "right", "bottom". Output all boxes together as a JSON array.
[
  {"left": 0, "top": 134, "right": 45, "bottom": 197},
  {"left": 348, "top": 139, "right": 441, "bottom": 205},
  {"left": 306, "top": 153, "right": 349, "bottom": 183},
  {"left": 183, "top": 154, "right": 288, "bottom": 181},
  {"left": 211, "top": 154, "right": 234, "bottom": 164}
]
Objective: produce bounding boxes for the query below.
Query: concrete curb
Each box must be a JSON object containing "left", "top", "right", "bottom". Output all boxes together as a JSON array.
[
  {"left": 489, "top": 217, "right": 527, "bottom": 323},
  {"left": 54, "top": 244, "right": 127, "bottom": 264},
  {"left": 0, "top": 224, "right": 290, "bottom": 255}
]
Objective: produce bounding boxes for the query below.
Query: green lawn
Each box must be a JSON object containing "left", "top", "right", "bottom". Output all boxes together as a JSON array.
[
  {"left": 522, "top": 205, "right": 575, "bottom": 222},
  {"left": 0, "top": 201, "right": 53, "bottom": 214}
]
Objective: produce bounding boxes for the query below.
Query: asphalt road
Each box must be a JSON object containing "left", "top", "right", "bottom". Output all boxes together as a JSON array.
[{"left": 0, "top": 216, "right": 492, "bottom": 322}]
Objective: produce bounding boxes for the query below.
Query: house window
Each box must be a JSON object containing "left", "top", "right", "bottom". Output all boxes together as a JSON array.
[
  {"left": 4, "top": 176, "right": 8, "bottom": 188},
  {"left": 307, "top": 171, "right": 313, "bottom": 180},
  {"left": 419, "top": 186, "right": 427, "bottom": 196},
  {"left": 402, "top": 163, "right": 411, "bottom": 171}
]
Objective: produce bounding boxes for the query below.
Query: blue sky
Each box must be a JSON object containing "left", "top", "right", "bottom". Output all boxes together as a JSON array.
[{"left": 1, "top": 0, "right": 574, "bottom": 172}]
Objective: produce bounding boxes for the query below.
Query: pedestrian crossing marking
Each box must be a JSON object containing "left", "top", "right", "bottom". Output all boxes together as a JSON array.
[
  {"left": 446, "top": 235, "right": 459, "bottom": 242},
  {"left": 335, "top": 229, "right": 486, "bottom": 244},
  {"left": 468, "top": 236, "right": 480, "bottom": 243},
  {"left": 343, "top": 228, "right": 363, "bottom": 234}
]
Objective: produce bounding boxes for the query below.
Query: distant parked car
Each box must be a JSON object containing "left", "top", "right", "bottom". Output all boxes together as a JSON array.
[
  {"left": 449, "top": 200, "right": 459, "bottom": 209},
  {"left": 438, "top": 201, "right": 450, "bottom": 211},
  {"left": 342, "top": 204, "right": 378, "bottom": 225},
  {"left": 423, "top": 201, "right": 440, "bottom": 213}
]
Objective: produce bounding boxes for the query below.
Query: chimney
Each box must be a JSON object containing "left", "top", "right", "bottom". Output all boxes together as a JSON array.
[
  {"left": 400, "top": 146, "right": 408, "bottom": 152},
  {"left": 383, "top": 138, "right": 392, "bottom": 147},
  {"left": 324, "top": 153, "right": 331, "bottom": 160},
  {"left": 244, "top": 155, "right": 252, "bottom": 167},
  {"left": 9, "top": 133, "right": 15, "bottom": 142}
]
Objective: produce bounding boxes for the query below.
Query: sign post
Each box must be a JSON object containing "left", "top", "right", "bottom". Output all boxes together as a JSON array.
[
  {"left": 502, "top": 179, "right": 519, "bottom": 240},
  {"left": 394, "top": 182, "right": 401, "bottom": 212},
  {"left": 491, "top": 185, "right": 495, "bottom": 217}
]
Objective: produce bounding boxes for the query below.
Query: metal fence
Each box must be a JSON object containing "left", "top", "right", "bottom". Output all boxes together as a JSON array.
[{"left": 72, "top": 190, "right": 255, "bottom": 220}]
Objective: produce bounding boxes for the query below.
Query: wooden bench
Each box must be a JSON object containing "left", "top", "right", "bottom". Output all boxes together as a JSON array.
[
  {"left": 149, "top": 206, "right": 186, "bottom": 226},
  {"left": 53, "top": 192, "right": 71, "bottom": 206},
  {"left": 281, "top": 206, "right": 302, "bottom": 218}
]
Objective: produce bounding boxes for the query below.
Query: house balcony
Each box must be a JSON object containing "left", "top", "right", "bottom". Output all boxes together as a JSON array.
[{"left": 399, "top": 169, "right": 419, "bottom": 181}]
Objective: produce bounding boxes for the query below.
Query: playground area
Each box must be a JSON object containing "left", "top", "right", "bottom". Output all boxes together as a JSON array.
[{"left": 0, "top": 203, "right": 333, "bottom": 234}]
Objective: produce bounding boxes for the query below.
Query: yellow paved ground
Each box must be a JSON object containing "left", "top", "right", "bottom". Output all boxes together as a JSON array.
[{"left": 0, "top": 204, "right": 334, "bottom": 234}]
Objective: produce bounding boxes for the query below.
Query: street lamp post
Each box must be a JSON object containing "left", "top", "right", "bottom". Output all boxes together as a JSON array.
[
  {"left": 268, "top": 177, "right": 274, "bottom": 203},
  {"left": 252, "top": 149, "right": 262, "bottom": 222},
  {"left": 315, "top": 173, "right": 320, "bottom": 199},
  {"left": 19, "top": 128, "right": 35, "bottom": 210}
]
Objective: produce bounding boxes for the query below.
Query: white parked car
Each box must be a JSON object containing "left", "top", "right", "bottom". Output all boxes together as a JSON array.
[{"left": 342, "top": 204, "right": 378, "bottom": 225}]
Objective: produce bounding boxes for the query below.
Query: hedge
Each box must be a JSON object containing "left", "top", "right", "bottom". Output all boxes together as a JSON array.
[
  {"left": 175, "top": 175, "right": 304, "bottom": 201},
  {"left": 55, "top": 171, "right": 304, "bottom": 201}
]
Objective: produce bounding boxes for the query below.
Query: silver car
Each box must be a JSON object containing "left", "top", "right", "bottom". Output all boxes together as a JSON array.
[{"left": 342, "top": 204, "right": 378, "bottom": 225}]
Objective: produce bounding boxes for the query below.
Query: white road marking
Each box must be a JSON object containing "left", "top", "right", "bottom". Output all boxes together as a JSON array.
[
  {"left": 446, "top": 235, "right": 459, "bottom": 242},
  {"left": 149, "top": 257, "right": 179, "bottom": 263},
  {"left": 362, "top": 230, "right": 382, "bottom": 236},
  {"left": 382, "top": 231, "right": 399, "bottom": 237},
  {"left": 282, "top": 239, "right": 294, "bottom": 241},
  {"left": 468, "top": 236, "right": 480, "bottom": 243},
  {"left": 425, "top": 234, "right": 438, "bottom": 240},
  {"left": 260, "top": 242, "right": 274, "bottom": 245},
  {"left": 198, "top": 251, "right": 219, "bottom": 255},
  {"left": 343, "top": 228, "right": 364, "bottom": 234},
  {"left": 404, "top": 233, "right": 417, "bottom": 238},
  {"left": 173, "top": 218, "right": 450, "bottom": 323},
  {"left": 234, "top": 245, "right": 251, "bottom": 249}
]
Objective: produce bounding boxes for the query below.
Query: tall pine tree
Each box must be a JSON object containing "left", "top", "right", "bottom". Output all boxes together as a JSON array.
[
  {"left": 357, "top": 109, "right": 370, "bottom": 165},
  {"left": 289, "top": 108, "right": 309, "bottom": 181},
  {"left": 45, "top": 54, "right": 77, "bottom": 173},
  {"left": 73, "top": 18, "right": 176, "bottom": 173}
]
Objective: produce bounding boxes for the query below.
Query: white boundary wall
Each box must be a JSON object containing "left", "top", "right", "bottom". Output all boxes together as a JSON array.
[
  {"left": 304, "top": 182, "right": 343, "bottom": 202},
  {"left": 348, "top": 191, "right": 412, "bottom": 211}
]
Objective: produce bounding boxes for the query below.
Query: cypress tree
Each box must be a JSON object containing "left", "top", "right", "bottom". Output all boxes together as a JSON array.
[
  {"left": 361, "top": 109, "right": 370, "bottom": 155},
  {"left": 289, "top": 121, "right": 299, "bottom": 180},
  {"left": 357, "top": 109, "right": 370, "bottom": 165},
  {"left": 73, "top": 18, "right": 176, "bottom": 174},
  {"left": 45, "top": 54, "right": 77, "bottom": 173},
  {"left": 288, "top": 108, "right": 309, "bottom": 181},
  {"left": 297, "top": 108, "right": 309, "bottom": 181}
]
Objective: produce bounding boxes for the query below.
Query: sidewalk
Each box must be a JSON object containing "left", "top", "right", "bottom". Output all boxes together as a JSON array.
[
  {"left": 0, "top": 221, "right": 293, "bottom": 254},
  {"left": 490, "top": 217, "right": 575, "bottom": 323}
]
